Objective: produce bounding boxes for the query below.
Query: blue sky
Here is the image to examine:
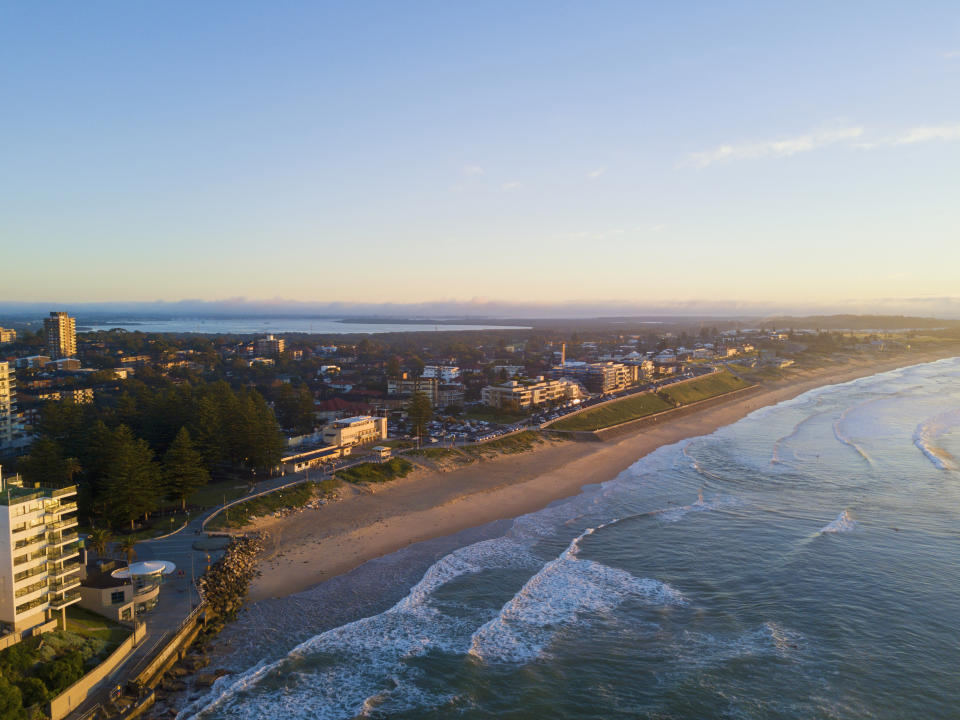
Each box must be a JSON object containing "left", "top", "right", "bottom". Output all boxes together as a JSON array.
[{"left": 2, "top": 1, "right": 959, "bottom": 311}]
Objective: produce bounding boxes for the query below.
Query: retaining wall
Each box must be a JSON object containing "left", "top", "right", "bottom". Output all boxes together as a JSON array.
[{"left": 47, "top": 623, "right": 146, "bottom": 720}]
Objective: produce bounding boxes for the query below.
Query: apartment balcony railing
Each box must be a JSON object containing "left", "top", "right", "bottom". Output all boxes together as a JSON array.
[
  {"left": 49, "top": 592, "right": 81, "bottom": 610},
  {"left": 14, "top": 563, "right": 47, "bottom": 584},
  {"left": 13, "top": 534, "right": 45, "bottom": 551},
  {"left": 49, "top": 576, "right": 81, "bottom": 594},
  {"left": 48, "top": 517, "right": 79, "bottom": 531},
  {"left": 15, "top": 579, "right": 49, "bottom": 599},
  {"left": 47, "top": 531, "right": 79, "bottom": 547},
  {"left": 47, "top": 560, "right": 81, "bottom": 579},
  {"left": 46, "top": 543, "right": 79, "bottom": 562},
  {"left": 16, "top": 595, "right": 49, "bottom": 615}
]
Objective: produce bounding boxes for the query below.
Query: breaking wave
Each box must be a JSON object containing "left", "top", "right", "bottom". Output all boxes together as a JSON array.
[
  {"left": 468, "top": 527, "right": 685, "bottom": 664},
  {"left": 820, "top": 510, "right": 856, "bottom": 534},
  {"left": 913, "top": 410, "right": 960, "bottom": 471}
]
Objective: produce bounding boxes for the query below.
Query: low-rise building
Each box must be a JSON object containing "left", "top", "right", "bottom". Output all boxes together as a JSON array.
[
  {"left": 321, "top": 416, "right": 388, "bottom": 449},
  {"left": 422, "top": 365, "right": 460, "bottom": 382},
  {"left": 280, "top": 445, "right": 346, "bottom": 473},
  {"left": 481, "top": 377, "right": 583, "bottom": 411},
  {"left": 550, "top": 362, "right": 637, "bottom": 395}
]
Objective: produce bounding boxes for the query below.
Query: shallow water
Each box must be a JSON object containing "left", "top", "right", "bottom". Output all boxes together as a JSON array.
[{"left": 181, "top": 357, "right": 960, "bottom": 719}]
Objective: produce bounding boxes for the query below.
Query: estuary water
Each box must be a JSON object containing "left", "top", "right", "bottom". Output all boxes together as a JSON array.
[
  {"left": 80, "top": 317, "right": 529, "bottom": 335},
  {"left": 181, "top": 357, "right": 960, "bottom": 719}
]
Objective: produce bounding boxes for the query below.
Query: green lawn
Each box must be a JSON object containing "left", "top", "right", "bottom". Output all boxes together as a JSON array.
[
  {"left": 208, "top": 478, "right": 340, "bottom": 529},
  {"left": 550, "top": 393, "right": 673, "bottom": 432},
  {"left": 659, "top": 371, "right": 752, "bottom": 405},
  {"left": 159, "top": 478, "right": 252, "bottom": 511},
  {"left": 337, "top": 458, "right": 414, "bottom": 484},
  {"left": 66, "top": 606, "right": 130, "bottom": 648},
  {"left": 463, "top": 430, "right": 543, "bottom": 456},
  {"left": 551, "top": 371, "right": 752, "bottom": 432}
]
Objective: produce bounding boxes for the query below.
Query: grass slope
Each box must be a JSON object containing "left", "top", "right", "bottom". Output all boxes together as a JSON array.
[{"left": 551, "top": 371, "right": 751, "bottom": 432}]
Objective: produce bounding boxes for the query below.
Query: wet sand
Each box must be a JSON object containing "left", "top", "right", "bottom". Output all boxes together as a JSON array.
[{"left": 245, "top": 349, "right": 958, "bottom": 603}]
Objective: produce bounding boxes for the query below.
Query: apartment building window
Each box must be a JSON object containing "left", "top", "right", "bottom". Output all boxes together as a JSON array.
[{"left": 111, "top": 591, "right": 126, "bottom": 605}]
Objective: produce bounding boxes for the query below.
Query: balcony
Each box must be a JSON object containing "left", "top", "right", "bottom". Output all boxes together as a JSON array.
[
  {"left": 46, "top": 543, "right": 79, "bottom": 562},
  {"left": 16, "top": 596, "right": 50, "bottom": 616},
  {"left": 49, "top": 576, "right": 81, "bottom": 594},
  {"left": 47, "top": 560, "right": 81, "bottom": 579},
  {"left": 49, "top": 592, "right": 81, "bottom": 610},
  {"left": 14, "top": 564, "right": 47, "bottom": 584},
  {"left": 47, "top": 531, "right": 79, "bottom": 547},
  {"left": 51, "top": 502, "right": 78, "bottom": 515},
  {"left": 15, "top": 580, "right": 49, "bottom": 599},
  {"left": 48, "top": 517, "right": 78, "bottom": 531},
  {"left": 13, "top": 534, "right": 45, "bottom": 551}
]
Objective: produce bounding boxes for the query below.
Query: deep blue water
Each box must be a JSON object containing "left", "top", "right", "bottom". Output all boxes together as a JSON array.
[{"left": 181, "top": 357, "right": 960, "bottom": 719}]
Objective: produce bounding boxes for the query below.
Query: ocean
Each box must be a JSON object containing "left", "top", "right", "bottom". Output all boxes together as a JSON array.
[{"left": 179, "top": 357, "right": 960, "bottom": 719}]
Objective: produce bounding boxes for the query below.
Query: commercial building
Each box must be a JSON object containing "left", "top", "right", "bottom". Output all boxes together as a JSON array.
[
  {"left": 422, "top": 365, "right": 460, "bottom": 382},
  {"left": 0, "top": 470, "right": 81, "bottom": 631},
  {"left": 0, "top": 363, "right": 16, "bottom": 448},
  {"left": 321, "top": 416, "right": 388, "bottom": 449},
  {"left": 0, "top": 328, "right": 15, "bottom": 345},
  {"left": 255, "top": 335, "right": 285, "bottom": 357},
  {"left": 44, "top": 312, "right": 77, "bottom": 360},
  {"left": 551, "top": 362, "right": 638, "bottom": 395},
  {"left": 481, "top": 377, "right": 583, "bottom": 411}
]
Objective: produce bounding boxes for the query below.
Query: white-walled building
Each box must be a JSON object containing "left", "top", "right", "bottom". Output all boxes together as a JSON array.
[
  {"left": 0, "top": 362, "right": 16, "bottom": 448},
  {"left": 0, "top": 469, "right": 81, "bottom": 631},
  {"left": 321, "top": 416, "right": 388, "bottom": 449},
  {"left": 481, "top": 377, "right": 583, "bottom": 411},
  {"left": 422, "top": 365, "right": 460, "bottom": 382},
  {"left": 44, "top": 311, "right": 77, "bottom": 360}
]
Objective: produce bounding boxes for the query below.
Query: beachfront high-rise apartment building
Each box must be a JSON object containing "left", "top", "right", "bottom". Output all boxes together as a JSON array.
[
  {"left": 44, "top": 311, "right": 77, "bottom": 360},
  {"left": 0, "top": 362, "right": 16, "bottom": 448},
  {"left": 0, "top": 468, "right": 81, "bottom": 631}
]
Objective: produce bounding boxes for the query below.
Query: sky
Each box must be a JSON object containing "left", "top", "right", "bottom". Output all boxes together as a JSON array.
[{"left": 2, "top": 1, "right": 959, "bottom": 313}]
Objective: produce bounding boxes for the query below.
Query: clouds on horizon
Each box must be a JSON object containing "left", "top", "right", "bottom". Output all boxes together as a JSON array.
[
  {"left": 682, "top": 126, "right": 864, "bottom": 169},
  {"left": 684, "top": 121, "right": 960, "bottom": 168}
]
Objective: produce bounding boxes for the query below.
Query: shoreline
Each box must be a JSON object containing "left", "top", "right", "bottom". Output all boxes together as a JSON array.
[{"left": 243, "top": 348, "right": 959, "bottom": 604}]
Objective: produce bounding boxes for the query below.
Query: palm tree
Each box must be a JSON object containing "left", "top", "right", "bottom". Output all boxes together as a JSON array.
[
  {"left": 118, "top": 536, "right": 137, "bottom": 566},
  {"left": 87, "top": 528, "right": 113, "bottom": 558}
]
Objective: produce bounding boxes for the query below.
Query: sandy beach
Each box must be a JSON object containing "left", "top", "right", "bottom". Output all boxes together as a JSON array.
[{"left": 244, "top": 348, "right": 959, "bottom": 603}]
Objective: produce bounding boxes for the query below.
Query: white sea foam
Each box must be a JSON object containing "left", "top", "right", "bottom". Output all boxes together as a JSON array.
[
  {"left": 832, "top": 408, "right": 874, "bottom": 466},
  {"left": 819, "top": 510, "right": 856, "bottom": 534},
  {"left": 468, "top": 528, "right": 685, "bottom": 664},
  {"left": 675, "top": 621, "right": 806, "bottom": 668},
  {"left": 179, "top": 537, "right": 539, "bottom": 719},
  {"left": 913, "top": 409, "right": 960, "bottom": 471}
]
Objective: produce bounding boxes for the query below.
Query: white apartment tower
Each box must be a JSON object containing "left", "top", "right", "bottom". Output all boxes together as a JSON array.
[
  {"left": 0, "top": 362, "right": 16, "bottom": 448},
  {"left": 0, "top": 468, "right": 82, "bottom": 631},
  {"left": 44, "top": 311, "right": 77, "bottom": 360}
]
